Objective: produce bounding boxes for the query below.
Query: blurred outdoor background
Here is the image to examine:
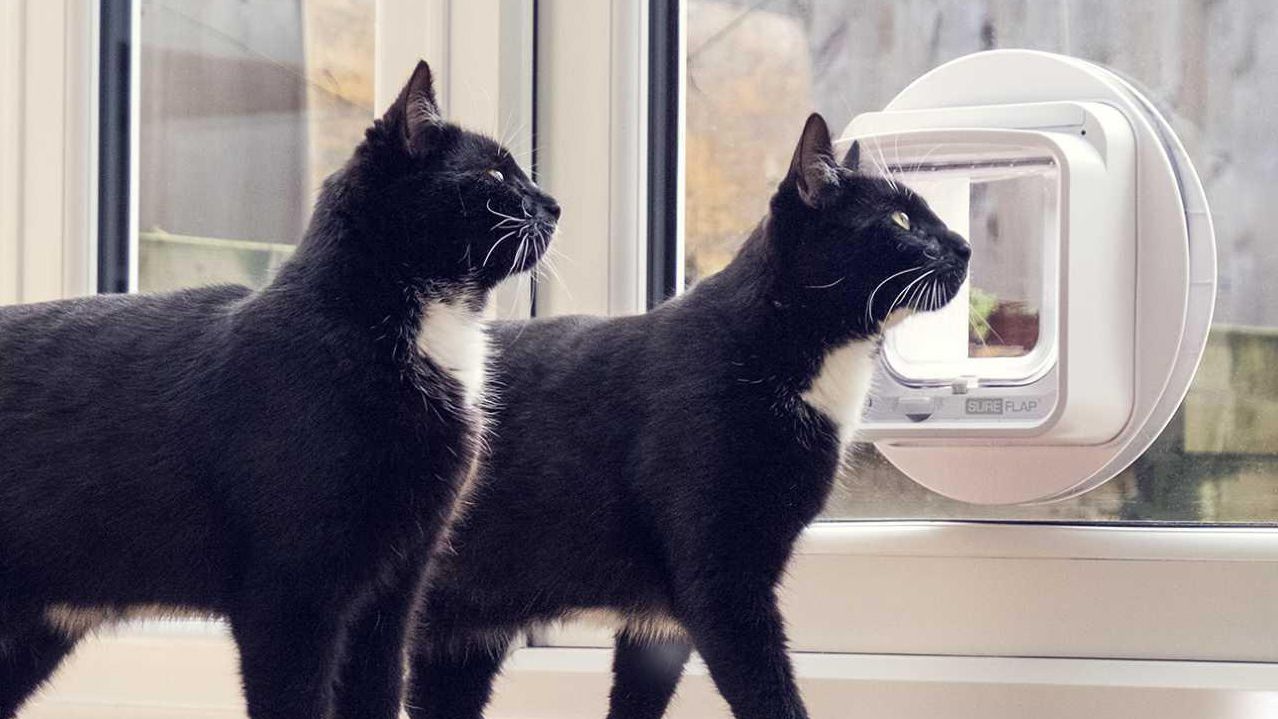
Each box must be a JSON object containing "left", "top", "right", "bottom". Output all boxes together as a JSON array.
[{"left": 137, "top": 0, "right": 374, "bottom": 293}]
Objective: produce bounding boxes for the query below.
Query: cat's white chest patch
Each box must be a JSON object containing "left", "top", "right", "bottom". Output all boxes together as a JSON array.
[
  {"left": 800, "top": 339, "right": 879, "bottom": 446},
  {"left": 416, "top": 299, "right": 488, "bottom": 407}
]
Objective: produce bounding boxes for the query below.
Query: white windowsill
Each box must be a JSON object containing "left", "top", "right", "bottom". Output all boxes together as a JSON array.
[
  {"left": 29, "top": 634, "right": 1278, "bottom": 719},
  {"left": 799, "top": 521, "right": 1278, "bottom": 562}
]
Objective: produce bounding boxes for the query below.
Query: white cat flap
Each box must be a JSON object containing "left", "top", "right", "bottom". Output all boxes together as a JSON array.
[{"left": 845, "top": 50, "right": 1217, "bottom": 505}]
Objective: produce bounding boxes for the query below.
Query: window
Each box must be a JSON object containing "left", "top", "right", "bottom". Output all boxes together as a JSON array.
[
  {"left": 684, "top": 0, "right": 1278, "bottom": 523},
  {"left": 111, "top": 0, "right": 536, "bottom": 313},
  {"left": 134, "top": 0, "right": 375, "bottom": 293},
  {"left": 874, "top": 144, "right": 1057, "bottom": 383}
]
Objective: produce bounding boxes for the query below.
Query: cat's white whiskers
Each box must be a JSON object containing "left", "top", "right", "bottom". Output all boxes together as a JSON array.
[
  {"left": 892, "top": 134, "right": 904, "bottom": 186},
  {"left": 803, "top": 276, "right": 845, "bottom": 290},
  {"left": 903, "top": 280, "right": 920, "bottom": 311},
  {"left": 495, "top": 112, "right": 529, "bottom": 157},
  {"left": 969, "top": 306, "right": 1005, "bottom": 347},
  {"left": 512, "top": 272, "right": 530, "bottom": 317},
  {"left": 904, "top": 277, "right": 928, "bottom": 312},
  {"left": 535, "top": 234, "right": 573, "bottom": 298},
  {"left": 887, "top": 269, "right": 934, "bottom": 316},
  {"left": 864, "top": 141, "right": 889, "bottom": 182},
  {"left": 534, "top": 231, "right": 570, "bottom": 292},
  {"left": 865, "top": 267, "right": 916, "bottom": 327},
  {"left": 506, "top": 141, "right": 547, "bottom": 168},
  {"left": 485, "top": 199, "right": 525, "bottom": 223},
  {"left": 911, "top": 143, "right": 947, "bottom": 176},
  {"left": 509, "top": 237, "right": 525, "bottom": 278},
  {"left": 541, "top": 236, "right": 576, "bottom": 266},
  {"left": 540, "top": 258, "right": 568, "bottom": 292},
  {"left": 864, "top": 265, "right": 925, "bottom": 327},
  {"left": 875, "top": 145, "right": 896, "bottom": 191},
  {"left": 508, "top": 224, "right": 533, "bottom": 277},
  {"left": 871, "top": 141, "right": 898, "bottom": 192},
  {"left": 482, "top": 229, "right": 520, "bottom": 268},
  {"left": 888, "top": 138, "right": 904, "bottom": 191}
]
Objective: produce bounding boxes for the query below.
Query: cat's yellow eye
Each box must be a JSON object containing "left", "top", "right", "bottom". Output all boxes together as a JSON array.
[
  {"left": 891, "top": 210, "right": 911, "bottom": 231},
  {"left": 488, "top": 169, "right": 505, "bottom": 182}
]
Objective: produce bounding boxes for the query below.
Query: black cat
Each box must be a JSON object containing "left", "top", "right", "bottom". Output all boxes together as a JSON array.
[
  {"left": 0, "top": 61, "right": 557, "bottom": 719},
  {"left": 364, "top": 114, "right": 969, "bottom": 719}
]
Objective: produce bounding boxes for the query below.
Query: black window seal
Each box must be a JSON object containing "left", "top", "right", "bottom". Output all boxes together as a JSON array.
[
  {"left": 97, "top": 0, "right": 132, "bottom": 294},
  {"left": 646, "top": 0, "right": 681, "bottom": 308}
]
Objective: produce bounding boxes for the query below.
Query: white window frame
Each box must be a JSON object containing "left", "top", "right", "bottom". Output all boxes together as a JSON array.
[
  {"left": 533, "top": 0, "right": 651, "bottom": 318},
  {"left": 0, "top": 0, "right": 97, "bottom": 305}
]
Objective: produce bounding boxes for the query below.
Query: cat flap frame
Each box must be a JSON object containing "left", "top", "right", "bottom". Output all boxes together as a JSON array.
[
  {"left": 843, "top": 50, "right": 1217, "bottom": 505},
  {"left": 873, "top": 133, "right": 1063, "bottom": 391}
]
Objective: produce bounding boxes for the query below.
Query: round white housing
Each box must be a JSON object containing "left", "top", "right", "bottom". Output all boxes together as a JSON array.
[{"left": 847, "top": 50, "right": 1217, "bottom": 505}]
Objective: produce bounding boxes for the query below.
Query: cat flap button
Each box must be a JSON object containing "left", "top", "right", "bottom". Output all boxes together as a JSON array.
[{"left": 897, "top": 396, "right": 938, "bottom": 423}]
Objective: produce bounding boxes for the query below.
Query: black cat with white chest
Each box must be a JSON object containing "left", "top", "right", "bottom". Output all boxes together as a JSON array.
[
  {"left": 386, "top": 114, "right": 969, "bottom": 719},
  {"left": 0, "top": 61, "right": 556, "bottom": 719}
]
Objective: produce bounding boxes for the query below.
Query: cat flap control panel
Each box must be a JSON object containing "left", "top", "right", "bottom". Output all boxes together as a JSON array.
[{"left": 846, "top": 50, "right": 1217, "bottom": 505}]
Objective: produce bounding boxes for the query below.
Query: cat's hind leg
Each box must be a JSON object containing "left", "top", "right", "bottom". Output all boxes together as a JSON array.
[
  {"left": 0, "top": 609, "right": 82, "bottom": 719},
  {"left": 606, "top": 629, "right": 692, "bottom": 719},
  {"left": 332, "top": 566, "right": 424, "bottom": 719},
  {"left": 229, "top": 588, "right": 356, "bottom": 719},
  {"left": 675, "top": 579, "right": 808, "bottom": 719},
  {"left": 404, "top": 627, "right": 514, "bottom": 719}
]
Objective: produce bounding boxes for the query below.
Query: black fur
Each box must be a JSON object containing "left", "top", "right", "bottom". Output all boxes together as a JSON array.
[
  {"left": 366, "top": 114, "right": 968, "bottom": 719},
  {"left": 0, "top": 61, "right": 556, "bottom": 719}
]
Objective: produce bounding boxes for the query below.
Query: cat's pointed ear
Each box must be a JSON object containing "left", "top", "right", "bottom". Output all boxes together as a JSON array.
[
  {"left": 788, "top": 113, "right": 838, "bottom": 208},
  {"left": 383, "top": 60, "right": 442, "bottom": 153},
  {"left": 841, "top": 140, "right": 861, "bottom": 172}
]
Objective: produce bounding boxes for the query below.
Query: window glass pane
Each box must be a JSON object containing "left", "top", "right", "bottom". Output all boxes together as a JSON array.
[
  {"left": 685, "top": 0, "right": 1278, "bottom": 523},
  {"left": 965, "top": 164, "right": 1048, "bottom": 360},
  {"left": 869, "top": 145, "right": 1057, "bottom": 383},
  {"left": 138, "top": 0, "right": 375, "bottom": 292}
]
